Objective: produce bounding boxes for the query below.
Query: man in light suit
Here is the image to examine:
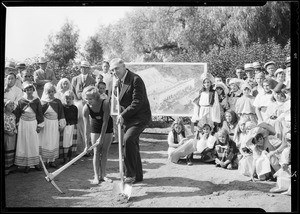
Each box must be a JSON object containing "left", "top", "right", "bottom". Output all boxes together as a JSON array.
[
  {"left": 71, "top": 61, "right": 96, "bottom": 155},
  {"left": 33, "top": 57, "right": 57, "bottom": 98},
  {"left": 110, "top": 58, "right": 152, "bottom": 184}
]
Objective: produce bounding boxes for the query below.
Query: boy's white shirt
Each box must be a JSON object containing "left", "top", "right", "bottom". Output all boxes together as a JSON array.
[{"left": 196, "top": 134, "right": 217, "bottom": 153}]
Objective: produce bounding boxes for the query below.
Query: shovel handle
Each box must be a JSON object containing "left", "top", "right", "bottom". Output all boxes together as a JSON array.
[{"left": 116, "top": 86, "right": 124, "bottom": 183}]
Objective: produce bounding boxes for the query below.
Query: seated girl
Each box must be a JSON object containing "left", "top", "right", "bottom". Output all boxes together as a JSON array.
[
  {"left": 221, "top": 109, "right": 239, "bottom": 140},
  {"left": 167, "top": 117, "right": 195, "bottom": 165},
  {"left": 194, "top": 115, "right": 217, "bottom": 163},
  {"left": 213, "top": 128, "right": 239, "bottom": 170}
]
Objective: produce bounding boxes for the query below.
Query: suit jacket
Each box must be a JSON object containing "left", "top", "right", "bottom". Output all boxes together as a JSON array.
[
  {"left": 119, "top": 69, "right": 152, "bottom": 127},
  {"left": 71, "top": 74, "right": 96, "bottom": 100}
]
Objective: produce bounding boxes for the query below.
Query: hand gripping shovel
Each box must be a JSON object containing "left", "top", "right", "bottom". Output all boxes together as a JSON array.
[
  {"left": 113, "top": 85, "right": 132, "bottom": 201},
  {"left": 39, "top": 142, "right": 99, "bottom": 194}
]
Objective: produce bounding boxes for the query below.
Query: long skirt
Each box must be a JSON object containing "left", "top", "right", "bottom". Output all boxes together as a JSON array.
[
  {"left": 15, "top": 119, "right": 40, "bottom": 166},
  {"left": 238, "top": 154, "right": 254, "bottom": 177},
  {"left": 4, "top": 133, "right": 16, "bottom": 170},
  {"left": 168, "top": 139, "right": 196, "bottom": 163},
  {"left": 59, "top": 125, "right": 77, "bottom": 159},
  {"left": 39, "top": 118, "right": 59, "bottom": 162}
]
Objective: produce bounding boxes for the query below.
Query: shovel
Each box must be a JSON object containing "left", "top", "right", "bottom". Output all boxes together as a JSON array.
[{"left": 112, "top": 84, "right": 132, "bottom": 201}]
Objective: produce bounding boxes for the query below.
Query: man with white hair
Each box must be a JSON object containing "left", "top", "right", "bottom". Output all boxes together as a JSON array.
[{"left": 110, "top": 58, "right": 152, "bottom": 184}]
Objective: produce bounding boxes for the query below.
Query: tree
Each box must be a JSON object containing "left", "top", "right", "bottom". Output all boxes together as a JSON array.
[
  {"left": 84, "top": 35, "right": 103, "bottom": 64},
  {"left": 44, "top": 19, "right": 80, "bottom": 67}
]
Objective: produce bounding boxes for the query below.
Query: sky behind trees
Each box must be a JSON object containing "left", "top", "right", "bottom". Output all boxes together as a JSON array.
[{"left": 5, "top": 6, "right": 133, "bottom": 61}]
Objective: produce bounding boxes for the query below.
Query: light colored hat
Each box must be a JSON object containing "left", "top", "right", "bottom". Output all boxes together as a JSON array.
[
  {"left": 285, "top": 56, "right": 291, "bottom": 65},
  {"left": 214, "top": 82, "right": 229, "bottom": 94},
  {"left": 244, "top": 63, "right": 254, "bottom": 71},
  {"left": 241, "top": 82, "right": 252, "bottom": 91},
  {"left": 200, "top": 72, "right": 215, "bottom": 84},
  {"left": 110, "top": 58, "right": 124, "bottom": 70},
  {"left": 285, "top": 132, "right": 291, "bottom": 140},
  {"left": 264, "top": 61, "right": 275, "bottom": 69},
  {"left": 5, "top": 61, "right": 16, "bottom": 70},
  {"left": 80, "top": 61, "right": 91, "bottom": 68},
  {"left": 22, "top": 81, "right": 35, "bottom": 91},
  {"left": 274, "top": 68, "right": 285, "bottom": 77},
  {"left": 252, "top": 62, "right": 261, "bottom": 69},
  {"left": 16, "top": 62, "right": 26, "bottom": 68},
  {"left": 257, "top": 122, "right": 276, "bottom": 136},
  {"left": 228, "top": 78, "right": 243, "bottom": 88},
  {"left": 38, "top": 57, "right": 48, "bottom": 64}
]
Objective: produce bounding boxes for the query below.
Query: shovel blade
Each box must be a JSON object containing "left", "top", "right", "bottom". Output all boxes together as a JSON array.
[{"left": 113, "top": 181, "right": 132, "bottom": 200}]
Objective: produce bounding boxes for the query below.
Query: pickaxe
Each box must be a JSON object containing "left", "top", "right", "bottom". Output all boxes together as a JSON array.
[{"left": 39, "top": 143, "right": 99, "bottom": 194}]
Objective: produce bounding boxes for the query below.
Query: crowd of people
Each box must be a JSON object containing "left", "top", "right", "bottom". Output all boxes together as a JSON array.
[
  {"left": 4, "top": 57, "right": 151, "bottom": 189},
  {"left": 167, "top": 58, "right": 291, "bottom": 195},
  {"left": 4, "top": 56, "right": 291, "bottom": 195}
]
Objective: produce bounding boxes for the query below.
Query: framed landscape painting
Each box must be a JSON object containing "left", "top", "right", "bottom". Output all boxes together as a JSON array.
[{"left": 111, "top": 62, "right": 207, "bottom": 117}]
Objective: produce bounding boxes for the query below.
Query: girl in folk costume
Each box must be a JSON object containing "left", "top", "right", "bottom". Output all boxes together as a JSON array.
[
  {"left": 252, "top": 72, "right": 265, "bottom": 97},
  {"left": 167, "top": 117, "right": 195, "bottom": 165},
  {"left": 274, "top": 68, "right": 286, "bottom": 85},
  {"left": 237, "top": 119, "right": 256, "bottom": 177},
  {"left": 246, "top": 123, "right": 278, "bottom": 181},
  {"left": 265, "top": 83, "right": 287, "bottom": 141},
  {"left": 253, "top": 78, "right": 274, "bottom": 123},
  {"left": 269, "top": 132, "right": 291, "bottom": 195},
  {"left": 213, "top": 128, "right": 239, "bottom": 169},
  {"left": 233, "top": 117, "right": 250, "bottom": 151},
  {"left": 39, "top": 82, "right": 66, "bottom": 168},
  {"left": 235, "top": 82, "right": 257, "bottom": 124},
  {"left": 4, "top": 100, "right": 17, "bottom": 175},
  {"left": 191, "top": 71, "right": 221, "bottom": 133},
  {"left": 194, "top": 114, "right": 218, "bottom": 163},
  {"left": 14, "top": 81, "right": 44, "bottom": 173},
  {"left": 221, "top": 109, "right": 239, "bottom": 140},
  {"left": 60, "top": 90, "right": 78, "bottom": 164},
  {"left": 214, "top": 82, "right": 229, "bottom": 129},
  {"left": 227, "top": 78, "right": 243, "bottom": 112},
  {"left": 55, "top": 78, "right": 72, "bottom": 100}
]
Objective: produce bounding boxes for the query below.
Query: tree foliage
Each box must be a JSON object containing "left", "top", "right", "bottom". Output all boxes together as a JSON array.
[
  {"left": 44, "top": 19, "right": 80, "bottom": 67},
  {"left": 84, "top": 35, "right": 103, "bottom": 64}
]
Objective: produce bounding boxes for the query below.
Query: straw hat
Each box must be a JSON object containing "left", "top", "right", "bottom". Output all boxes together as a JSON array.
[
  {"left": 80, "top": 61, "right": 91, "bottom": 68},
  {"left": 252, "top": 62, "right": 261, "bottom": 69},
  {"left": 38, "top": 57, "right": 48, "bottom": 64},
  {"left": 274, "top": 68, "right": 285, "bottom": 77},
  {"left": 257, "top": 122, "right": 276, "bottom": 136},
  {"left": 214, "top": 82, "right": 229, "bottom": 94},
  {"left": 285, "top": 56, "right": 291, "bottom": 66},
  {"left": 5, "top": 61, "right": 16, "bottom": 70},
  {"left": 244, "top": 63, "right": 254, "bottom": 71},
  {"left": 200, "top": 72, "right": 215, "bottom": 84},
  {"left": 264, "top": 61, "right": 275, "bottom": 69},
  {"left": 16, "top": 62, "right": 26, "bottom": 68}
]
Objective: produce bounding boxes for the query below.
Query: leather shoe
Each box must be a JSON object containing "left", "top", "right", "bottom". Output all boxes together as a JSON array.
[
  {"left": 124, "top": 177, "right": 135, "bottom": 184},
  {"left": 35, "top": 165, "right": 42, "bottom": 171},
  {"left": 24, "top": 167, "right": 30, "bottom": 173}
]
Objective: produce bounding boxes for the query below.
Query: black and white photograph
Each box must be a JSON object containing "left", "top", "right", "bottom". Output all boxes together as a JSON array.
[{"left": 1, "top": 2, "right": 298, "bottom": 212}]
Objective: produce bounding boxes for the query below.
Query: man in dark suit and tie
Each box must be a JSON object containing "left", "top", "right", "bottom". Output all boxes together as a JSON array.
[
  {"left": 110, "top": 58, "right": 152, "bottom": 184},
  {"left": 71, "top": 61, "right": 96, "bottom": 155}
]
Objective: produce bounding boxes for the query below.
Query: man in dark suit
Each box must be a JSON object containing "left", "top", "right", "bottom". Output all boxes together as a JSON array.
[
  {"left": 71, "top": 61, "right": 96, "bottom": 155},
  {"left": 110, "top": 58, "right": 152, "bottom": 184}
]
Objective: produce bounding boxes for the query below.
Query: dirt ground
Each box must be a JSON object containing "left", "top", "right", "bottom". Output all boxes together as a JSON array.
[{"left": 4, "top": 128, "right": 292, "bottom": 212}]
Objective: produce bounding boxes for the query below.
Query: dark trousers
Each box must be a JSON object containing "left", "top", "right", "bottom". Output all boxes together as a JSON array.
[{"left": 123, "top": 123, "right": 146, "bottom": 180}]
